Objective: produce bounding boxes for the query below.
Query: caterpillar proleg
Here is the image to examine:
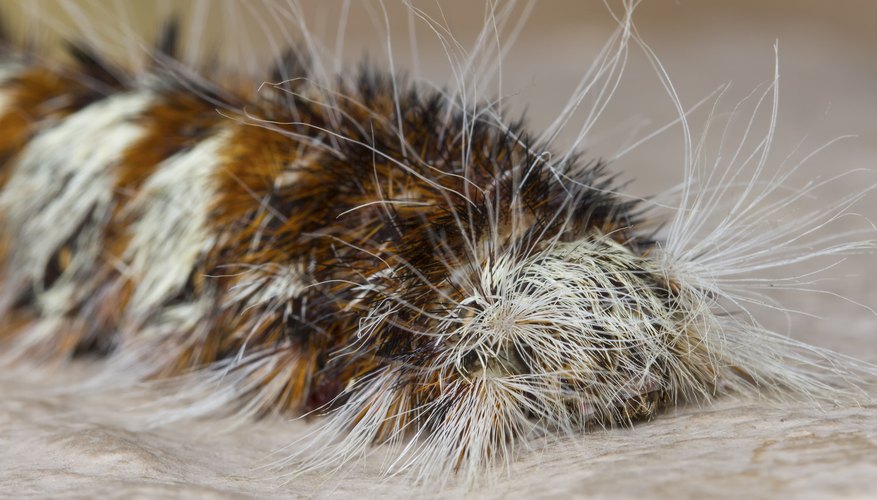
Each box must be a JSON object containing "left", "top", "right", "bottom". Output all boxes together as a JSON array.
[{"left": 0, "top": 0, "right": 875, "bottom": 496}]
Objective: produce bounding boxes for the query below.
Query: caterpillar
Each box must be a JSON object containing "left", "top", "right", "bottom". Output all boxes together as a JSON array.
[{"left": 1, "top": 0, "right": 875, "bottom": 495}]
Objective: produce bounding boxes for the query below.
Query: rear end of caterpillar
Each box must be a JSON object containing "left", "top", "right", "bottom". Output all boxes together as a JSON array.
[{"left": 0, "top": 0, "right": 874, "bottom": 488}]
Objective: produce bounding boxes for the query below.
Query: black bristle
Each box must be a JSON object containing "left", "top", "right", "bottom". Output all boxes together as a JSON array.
[
  {"left": 67, "top": 42, "right": 125, "bottom": 90},
  {"left": 0, "top": 10, "right": 7, "bottom": 47},
  {"left": 155, "top": 18, "right": 180, "bottom": 60},
  {"left": 271, "top": 47, "right": 310, "bottom": 83}
]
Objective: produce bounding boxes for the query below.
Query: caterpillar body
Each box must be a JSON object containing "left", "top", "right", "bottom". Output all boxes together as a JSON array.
[{"left": 0, "top": 0, "right": 875, "bottom": 493}]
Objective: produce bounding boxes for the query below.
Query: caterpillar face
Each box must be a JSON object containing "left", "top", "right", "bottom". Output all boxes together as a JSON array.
[
  {"left": 319, "top": 228, "right": 720, "bottom": 476},
  {"left": 443, "top": 238, "right": 713, "bottom": 424}
]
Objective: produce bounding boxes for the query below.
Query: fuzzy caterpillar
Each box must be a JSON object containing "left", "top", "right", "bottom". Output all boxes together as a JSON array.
[{"left": 0, "top": 0, "right": 875, "bottom": 494}]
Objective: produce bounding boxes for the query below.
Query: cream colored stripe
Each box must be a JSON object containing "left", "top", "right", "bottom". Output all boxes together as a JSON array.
[
  {"left": 123, "top": 128, "right": 231, "bottom": 319},
  {"left": 0, "top": 91, "right": 154, "bottom": 305}
]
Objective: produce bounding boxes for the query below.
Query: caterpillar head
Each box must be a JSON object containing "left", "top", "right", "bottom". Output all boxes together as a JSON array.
[
  {"left": 439, "top": 236, "right": 718, "bottom": 425},
  {"left": 323, "top": 166, "right": 726, "bottom": 481}
]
